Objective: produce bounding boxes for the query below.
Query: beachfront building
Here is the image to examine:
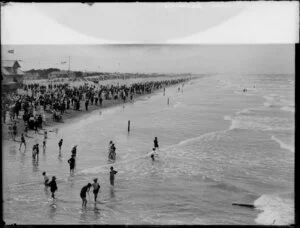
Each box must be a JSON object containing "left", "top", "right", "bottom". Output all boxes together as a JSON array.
[
  {"left": 1, "top": 60, "right": 24, "bottom": 84},
  {"left": 48, "top": 70, "right": 76, "bottom": 80}
]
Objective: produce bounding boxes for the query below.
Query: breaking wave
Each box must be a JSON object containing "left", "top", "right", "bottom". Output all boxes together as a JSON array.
[{"left": 254, "top": 193, "right": 294, "bottom": 225}]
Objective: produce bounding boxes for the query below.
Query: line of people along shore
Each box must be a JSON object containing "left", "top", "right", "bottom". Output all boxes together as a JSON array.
[{"left": 2, "top": 78, "right": 189, "bottom": 137}]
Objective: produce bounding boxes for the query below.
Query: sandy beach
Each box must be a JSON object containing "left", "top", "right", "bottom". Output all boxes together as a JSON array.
[{"left": 2, "top": 85, "right": 164, "bottom": 143}]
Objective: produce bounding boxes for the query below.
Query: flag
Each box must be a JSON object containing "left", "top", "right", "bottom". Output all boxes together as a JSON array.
[
  {"left": 61, "top": 61, "right": 67, "bottom": 64},
  {"left": 8, "top": 50, "right": 14, "bottom": 54}
]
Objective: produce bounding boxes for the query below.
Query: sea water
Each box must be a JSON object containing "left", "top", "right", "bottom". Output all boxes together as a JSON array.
[{"left": 3, "top": 74, "right": 294, "bottom": 225}]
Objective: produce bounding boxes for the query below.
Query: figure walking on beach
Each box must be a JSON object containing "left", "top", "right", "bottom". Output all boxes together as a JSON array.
[
  {"left": 92, "top": 178, "right": 100, "bottom": 202},
  {"left": 85, "top": 99, "right": 89, "bottom": 111},
  {"left": 42, "top": 171, "right": 49, "bottom": 186},
  {"left": 68, "top": 154, "right": 76, "bottom": 175},
  {"left": 19, "top": 133, "right": 26, "bottom": 150},
  {"left": 44, "top": 130, "right": 48, "bottom": 140},
  {"left": 58, "top": 139, "right": 63, "bottom": 153},
  {"left": 71, "top": 145, "right": 77, "bottom": 157},
  {"left": 150, "top": 148, "right": 156, "bottom": 161},
  {"left": 48, "top": 176, "right": 57, "bottom": 199},
  {"left": 43, "top": 139, "right": 46, "bottom": 152},
  {"left": 32, "top": 144, "right": 37, "bottom": 159},
  {"left": 35, "top": 143, "right": 40, "bottom": 159},
  {"left": 12, "top": 122, "right": 17, "bottom": 141},
  {"left": 110, "top": 166, "right": 118, "bottom": 186},
  {"left": 80, "top": 183, "right": 91, "bottom": 207}
]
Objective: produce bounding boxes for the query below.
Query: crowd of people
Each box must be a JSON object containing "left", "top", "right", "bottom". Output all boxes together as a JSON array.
[{"left": 2, "top": 77, "right": 189, "bottom": 135}]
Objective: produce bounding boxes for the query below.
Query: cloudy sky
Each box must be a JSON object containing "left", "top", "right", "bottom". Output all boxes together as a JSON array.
[
  {"left": 1, "top": 2, "right": 298, "bottom": 74},
  {"left": 1, "top": 44, "right": 295, "bottom": 74}
]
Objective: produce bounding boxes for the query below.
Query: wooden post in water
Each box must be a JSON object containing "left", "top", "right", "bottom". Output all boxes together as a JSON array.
[
  {"left": 128, "top": 120, "right": 130, "bottom": 132},
  {"left": 167, "top": 98, "right": 170, "bottom": 105}
]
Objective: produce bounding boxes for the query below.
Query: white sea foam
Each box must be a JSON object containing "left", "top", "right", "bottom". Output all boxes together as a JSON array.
[
  {"left": 271, "top": 135, "right": 294, "bottom": 153},
  {"left": 178, "top": 131, "right": 221, "bottom": 146},
  {"left": 228, "top": 116, "right": 292, "bottom": 131},
  {"left": 254, "top": 194, "right": 294, "bottom": 225},
  {"left": 281, "top": 106, "right": 295, "bottom": 113}
]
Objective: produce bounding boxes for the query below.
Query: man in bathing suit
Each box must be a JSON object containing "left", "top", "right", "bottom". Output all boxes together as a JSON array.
[{"left": 92, "top": 178, "right": 100, "bottom": 202}]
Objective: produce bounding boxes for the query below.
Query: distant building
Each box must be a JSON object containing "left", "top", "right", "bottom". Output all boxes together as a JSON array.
[
  {"left": 24, "top": 72, "right": 40, "bottom": 80},
  {"left": 1, "top": 60, "right": 24, "bottom": 84},
  {"left": 48, "top": 70, "right": 75, "bottom": 80}
]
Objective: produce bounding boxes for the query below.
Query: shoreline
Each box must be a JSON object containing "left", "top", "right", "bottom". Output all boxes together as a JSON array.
[{"left": 2, "top": 85, "right": 170, "bottom": 145}]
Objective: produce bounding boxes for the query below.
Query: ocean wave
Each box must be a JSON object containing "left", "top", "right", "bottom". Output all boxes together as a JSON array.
[
  {"left": 178, "top": 131, "right": 222, "bottom": 146},
  {"left": 271, "top": 135, "right": 294, "bottom": 153},
  {"left": 254, "top": 194, "right": 294, "bottom": 225},
  {"left": 263, "top": 94, "right": 294, "bottom": 111},
  {"left": 227, "top": 115, "right": 293, "bottom": 132}
]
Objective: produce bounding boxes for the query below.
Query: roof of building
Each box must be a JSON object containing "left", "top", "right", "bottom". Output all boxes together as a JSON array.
[
  {"left": 2, "top": 67, "right": 10, "bottom": 75},
  {"left": 2, "top": 60, "right": 21, "bottom": 68},
  {"left": 1, "top": 67, "right": 24, "bottom": 76}
]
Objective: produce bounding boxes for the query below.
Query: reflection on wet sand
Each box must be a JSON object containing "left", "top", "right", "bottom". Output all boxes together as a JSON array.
[{"left": 32, "top": 158, "right": 39, "bottom": 172}]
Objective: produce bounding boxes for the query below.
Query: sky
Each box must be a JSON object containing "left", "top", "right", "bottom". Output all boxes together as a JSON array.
[
  {"left": 1, "top": 2, "right": 298, "bottom": 74},
  {"left": 2, "top": 45, "right": 295, "bottom": 74}
]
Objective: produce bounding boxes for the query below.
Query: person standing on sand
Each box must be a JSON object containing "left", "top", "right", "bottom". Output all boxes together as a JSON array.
[
  {"left": 35, "top": 143, "right": 40, "bottom": 159},
  {"left": 80, "top": 183, "right": 91, "bottom": 207},
  {"left": 99, "top": 97, "right": 103, "bottom": 106},
  {"left": 12, "top": 122, "right": 17, "bottom": 141},
  {"left": 19, "top": 133, "right": 26, "bottom": 150},
  {"left": 32, "top": 144, "right": 37, "bottom": 159},
  {"left": 68, "top": 154, "right": 76, "bottom": 175},
  {"left": 58, "top": 139, "right": 63, "bottom": 153},
  {"left": 43, "top": 139, "right": 46, "bottom": 152},
  {"left": 92, "top": 178, "right": 100, "bottom": 202},
  {"left": 71, "top": 145, "right": 77, "bottom": 157},
  {"left": 110, "top": 166, "right": 118, "bottom": 186},
  {"left": 85, "top": 99, "right": 89, "bottom": 111},
  {"left": 48, "top": 176, "right": 57, "bottom": 199}
]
